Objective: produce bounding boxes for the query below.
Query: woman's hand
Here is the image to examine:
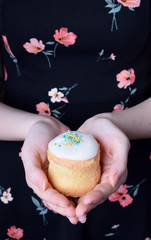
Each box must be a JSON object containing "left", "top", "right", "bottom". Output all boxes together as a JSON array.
[
  {"left": 75, "top": 116, "right": 130, "bottom": 223},
  {"left": 21, "top": 117, "right": 78, "bottom": 223}
]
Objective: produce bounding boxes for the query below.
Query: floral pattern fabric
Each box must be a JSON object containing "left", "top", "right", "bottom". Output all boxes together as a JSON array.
[
  {"left": 23, "top": 28, "right": 77, "bottom": 68},
  {"left": 105, "top": 0, "right": 141, "bottom": 31},
  {"left": 0, "top": 0, "right": 151, "bottom": 239}
]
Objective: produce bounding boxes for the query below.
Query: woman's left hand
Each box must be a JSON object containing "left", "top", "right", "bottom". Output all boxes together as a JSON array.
[
  {"left": 21, "top": 117, "right": 79, "bottom": 224},
  {"left": 75, "top": 115, "right": 130, "bottom": 224}
]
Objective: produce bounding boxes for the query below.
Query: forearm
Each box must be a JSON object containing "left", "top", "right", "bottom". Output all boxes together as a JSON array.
[
  {"left": 98, "top": 97, "right": 151, "bottom": 140},
  {"left": 0, "top": 102, "right": 53, "bottom": 141}
]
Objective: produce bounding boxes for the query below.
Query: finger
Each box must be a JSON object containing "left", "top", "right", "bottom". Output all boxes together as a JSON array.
[
  {"left": 81, "top": 182, "right": 113, "bottom": 206},
  {"left": 108, "top": 142, "right": 129, "bottom": 188},
  {"left": 22, "top": 147, "right": 71, "bottom": 207},
  {"left": 76, "top": 166, "right": 127, "bottom": 218},
  {"left": 43, "top": 200, "right": 53, "bottom": 210},
  {"left": 24, "top": 161, "right": 70, "bottom": 207},
  {"left": 76, "top": 195, "right": 91, "bottom": 220},
  {"left": 109, "top": 166, "right": 128, "bottom": 189},
  {"left": 43, "top": 199, "right": 76, "bottom": 218},
  {"left": 67, "top": 216, "right": 79, "bottom": 225},
  {"left": 76, "top": 183, "right": 113, "bottom": 218},
  {"left": 43, "top": 200, "right": 79, "bottom": 224},
  {"left": 76, "top": 201, "right": 99, "bottom": 220},
  {"left": 77, "top": 125, "right": 87, "bottom": 134}
]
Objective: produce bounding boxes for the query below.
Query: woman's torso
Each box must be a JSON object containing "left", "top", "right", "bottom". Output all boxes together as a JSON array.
[{"left": 0, "top": 0, "right": 151, "bottom": 129}]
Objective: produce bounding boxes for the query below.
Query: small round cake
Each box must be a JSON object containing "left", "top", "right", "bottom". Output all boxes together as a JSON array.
[{"left": 47, "top": 130, "right": 101, "bottom": 198}]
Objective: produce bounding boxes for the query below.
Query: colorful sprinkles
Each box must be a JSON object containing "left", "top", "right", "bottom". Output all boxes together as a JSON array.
[
  {"left": 63, "top": 130, "right": 82, "bottom": 146},
  {"left": 54, "top": 130, "right": 83, "bottom": 147}
]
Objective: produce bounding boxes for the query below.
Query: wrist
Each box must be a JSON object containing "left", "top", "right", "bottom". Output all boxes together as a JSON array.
[
  {"left": 29, "top": 114, "right": 67, "bottom": 137},
  {"left": 0, "top": 101, "right": 66, "bottom": 141},
  {"left": 92, "top": 112, "right": 130, "bottom": 139},
  {"left": 13, "top": 113, "right": 52, "bottom": 141},
  {"left": 92, "top": 112, "right": 115, "bottom": 125}
]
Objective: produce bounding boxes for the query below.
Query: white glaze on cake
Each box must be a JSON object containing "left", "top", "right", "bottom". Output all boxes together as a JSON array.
[{"left": 48, "top": 131, "right": 99, "bottom": 161}]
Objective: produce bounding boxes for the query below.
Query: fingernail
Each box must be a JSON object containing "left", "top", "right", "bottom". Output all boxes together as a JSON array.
[
  {"left": 69, "top": 220, "right": 77, "bottom": 225},
  {"left": 111, "top": 174, "right": 118, "bottom": 188},
  {"left": 67, "top": 217, "right": 78, "bottom": 225},
  {"left": 111, "top": 179, "right": 115, "bottom": 188},
  {"left": 79, "top": 215, "right": 87, "bottom": 224}
]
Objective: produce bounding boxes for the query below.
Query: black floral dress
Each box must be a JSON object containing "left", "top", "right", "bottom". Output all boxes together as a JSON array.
[{"left": 0, "top": 0, "right": 151, "bottom": 239}]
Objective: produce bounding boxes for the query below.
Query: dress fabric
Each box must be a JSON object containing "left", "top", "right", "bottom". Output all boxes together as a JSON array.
[{"left": 0, "top": 0, "right": 151, "bottom": 239}]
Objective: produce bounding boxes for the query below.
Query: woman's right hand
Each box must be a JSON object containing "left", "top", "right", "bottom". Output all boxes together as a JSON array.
[
  {"left": 75, "top": 116, "right": 130, "bottom": 222},
  {"left": 21, "top": 117, "right": 78, "bottom": 224}
]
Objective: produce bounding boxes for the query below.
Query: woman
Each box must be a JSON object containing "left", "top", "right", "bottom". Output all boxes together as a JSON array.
[{"left": 0, "top": 0, "right": 151, "bottom": 239}]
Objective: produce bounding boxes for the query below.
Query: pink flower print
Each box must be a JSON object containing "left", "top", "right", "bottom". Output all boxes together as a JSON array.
[
  {"left": 48, "top": 88, "right": 65, "bottom": 103},
  {"left": 7, "top": 226, "right": 24, "bottom": 239},
  {"left": 109, "top": 53, "right": 116, "bottom": 60},
  {"left": 117, "top": 0, "right": 141, "bottom": 8},
  {"left": 119, "top": 193, "right": 133, "bottom": 207},
  {"left": 6, "top": 187, "right": 11, "bottom": 193},
  {"left": 109, "top": 184, "right": 133, "bottom": 207},
  {"left": 109, "top": 184, "right": 133, "bottom": 206},
  {"left": 145, "top": 238, "right": 151, "bottom": 240},
  {"left": 111, "top": 224, "right": 120, "bottom": 229},
  {"left": 97, "top": 50, "right": 116, "bottom": 62},
  {"left": 23, "top": 38, "right": 53, "bottom": 68},
  {"left": 61, "top": 97, "right": 69, "bottom": 103},
  {"left": 113, "top": 104, "right": 128, "bottom": 112},
  {"left": 36, "top": 102, "right": 51, "bottom": 116},
  {"left": 116, "top": 68, "right": 135, "bottom": 89},
  {"left": 53, "top": 27, "right": 77, "bottom": 46},
  {"left": 105, "top": 0, "right": 140, "bottom": 32},
  {"left": 149, "top": 155, "right": 151, "bottom": 160},
  {"left": 1, "top": 188, "right": 13, "bottom": 204},
  {"left": 2, "top": 35, "right": 21, "bottom": 76},
  {"left": 109, "top": 184, "right": 127, "bottom": 202},
  {"left": 2, "top": 35, "right": 15, "bottom": 58},
  {"left": 113, "top": 104, "right": 124, "bottom": 112},
  {"left": 23, "top": 38, "right": 45, "bottom": 53},
  {"left": 53, "top": 27, "right": 77, "bottom": 58}
]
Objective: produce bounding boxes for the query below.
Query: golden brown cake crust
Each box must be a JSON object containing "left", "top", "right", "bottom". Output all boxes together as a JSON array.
[
  {"left": 47, "top": 148, "right": 101, "bottom": 197},
  {"left": 47, "top": 148, "right": 100, "bottom": 169}
]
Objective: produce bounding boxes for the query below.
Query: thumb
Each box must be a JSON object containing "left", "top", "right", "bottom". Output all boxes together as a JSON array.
[
  {"left": 77, "top": 124, "right": 89, "bottom": 134},
  {"left": 23, "top": 155, "right": 71, "bottom": 207},
  {"left": 108, "top": 146, "right": 128, "bottom": 188},
  {"left": 21, "top": 151, "right": 49, "bottom": 192},
  {"left": 25, "top": 164, "right": 49, "bottom": 192}
]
